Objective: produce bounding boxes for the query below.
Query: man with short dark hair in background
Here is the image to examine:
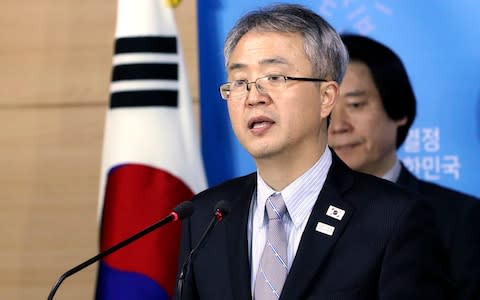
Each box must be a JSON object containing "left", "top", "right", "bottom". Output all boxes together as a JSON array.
[{"left": 329, "top": 33, "right": 480, "bottom": 299}]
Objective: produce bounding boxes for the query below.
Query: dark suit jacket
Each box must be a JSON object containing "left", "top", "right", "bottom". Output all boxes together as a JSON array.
[
  {"left": 176, "top": 155, "right": 451, "bottom": 300},
  {"left": 397, "top": 165, "right": 480, "bottom": 299}
]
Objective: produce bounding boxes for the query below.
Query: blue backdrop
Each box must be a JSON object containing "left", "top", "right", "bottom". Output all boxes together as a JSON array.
[{"left": 198, "top": 0, "right": 480, "bottom": 197}]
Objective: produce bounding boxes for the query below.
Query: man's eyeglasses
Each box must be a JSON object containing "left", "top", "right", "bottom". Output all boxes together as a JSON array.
[{"left": 219, "top": 75, "right": 327, "bottom": 100}]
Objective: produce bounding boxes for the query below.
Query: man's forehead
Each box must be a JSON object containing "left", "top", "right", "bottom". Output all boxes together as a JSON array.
[{"left": 228, "top": 57, "right": 290, "bottom": 72}]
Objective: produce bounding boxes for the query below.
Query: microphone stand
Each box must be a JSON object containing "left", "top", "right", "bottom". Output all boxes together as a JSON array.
[
  {"left": 48, "top": 213, "right": 177, "bottom": 300},
  {"left": 176, "top": 201, "right": 230, "bottom": 300},
  {"left": 177, "top": 216, "right": 218, "bottom": 300}
]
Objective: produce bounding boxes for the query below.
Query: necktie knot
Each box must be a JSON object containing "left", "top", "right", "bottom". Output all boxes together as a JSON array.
[{"left": 266, "top": 193, "right": 286, "bottom": 221}]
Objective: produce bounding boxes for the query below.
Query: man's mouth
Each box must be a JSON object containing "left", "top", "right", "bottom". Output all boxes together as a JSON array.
[{"left": 248, "top": 116, "right": 274, "bottom": 129}]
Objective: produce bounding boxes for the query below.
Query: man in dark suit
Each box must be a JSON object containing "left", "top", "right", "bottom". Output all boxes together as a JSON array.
[
  {"left": 329, "top": 34, "right": 480, "bottom": 299},
  {"left": 176, "top": 4, "right": 450, "bottom": 299}
]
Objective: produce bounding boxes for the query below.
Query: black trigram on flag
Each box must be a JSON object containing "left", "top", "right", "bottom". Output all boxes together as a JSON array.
[{"left": 110, "top": 36, "right": 179, "bottom": 108}]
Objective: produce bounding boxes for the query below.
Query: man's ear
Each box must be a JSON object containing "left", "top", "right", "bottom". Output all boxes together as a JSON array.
[{"left": 320, "top": 81, "right": 338, "bottom": 119}]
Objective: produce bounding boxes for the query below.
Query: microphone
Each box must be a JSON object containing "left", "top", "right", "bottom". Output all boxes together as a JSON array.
[
  {"left": 176, "top": 200, "right": 231, "bottom": 300},
  {"left": 47, "top": 201, "right": 194, "bottom": 300}
]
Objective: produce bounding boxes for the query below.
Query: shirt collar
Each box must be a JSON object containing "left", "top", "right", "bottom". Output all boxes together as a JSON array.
[
  {"left": 255, "top": 146, "right": 332, "bottom": 228},
  {"left": 382, "top": 158, "right": 402, "bottom": 183}
]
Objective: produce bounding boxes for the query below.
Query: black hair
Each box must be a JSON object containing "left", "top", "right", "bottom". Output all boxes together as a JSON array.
[{"left": 340, "top": 34, "right": 416, "bottom": 148}]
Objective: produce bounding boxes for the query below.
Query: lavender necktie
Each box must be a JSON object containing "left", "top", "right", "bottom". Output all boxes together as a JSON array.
[{"left": 254, "top": 193, "right": 288, "bottom": 299}]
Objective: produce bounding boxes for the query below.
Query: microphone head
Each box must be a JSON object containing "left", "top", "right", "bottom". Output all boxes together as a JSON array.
[
  {"left": 173, "top": 201, "right": 194, "bottom": 220},
  {"left": 214, "top": 200, "right": 232, "bottom": 218}
]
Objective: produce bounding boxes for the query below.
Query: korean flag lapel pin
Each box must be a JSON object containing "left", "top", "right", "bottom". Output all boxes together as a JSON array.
[{"left": 326, "top": 205, "right": 345, "bottom": 221}]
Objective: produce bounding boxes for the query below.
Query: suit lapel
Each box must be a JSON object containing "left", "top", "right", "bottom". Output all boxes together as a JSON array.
[
  {"left": 280, "top": 154, "right": 355, "bottom": 300},
  {"left": 225, "top": 174, "right": 256, "bottom": 300}
]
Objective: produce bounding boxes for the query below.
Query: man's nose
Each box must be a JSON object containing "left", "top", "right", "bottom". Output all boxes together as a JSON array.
[
  {"left": 328, "top": 105, "right": 352, "bottom": 134},
  {"left": 245, "top": 82, "right": 269, "bottom": 106}
]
